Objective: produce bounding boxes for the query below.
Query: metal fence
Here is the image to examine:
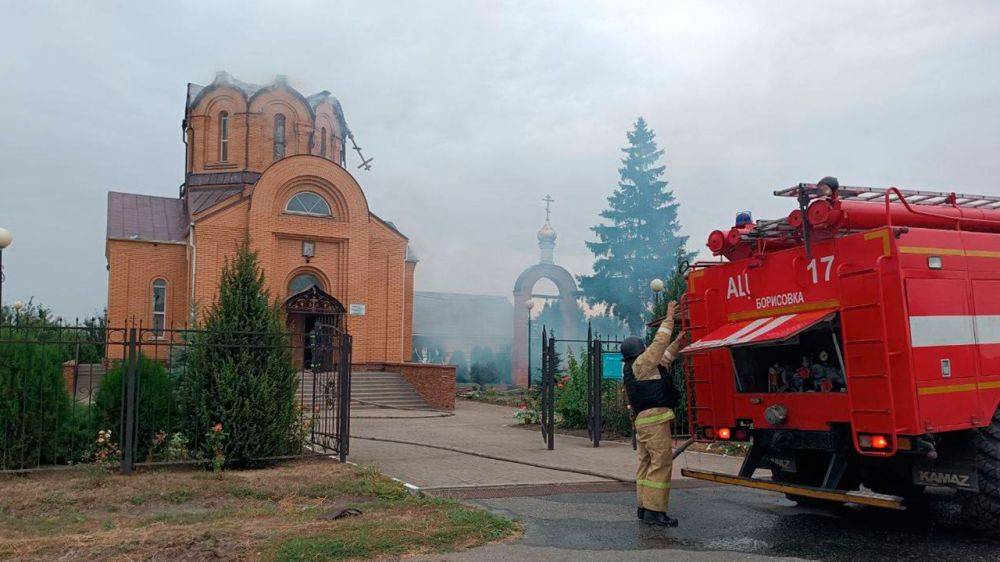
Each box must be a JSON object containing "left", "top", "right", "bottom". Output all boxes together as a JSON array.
[
  {"left": 538, "top": 327, "right": 690, "bottom": 450},
  {"left": 0, "top": 322, "right": 351, "bottom": 474}
]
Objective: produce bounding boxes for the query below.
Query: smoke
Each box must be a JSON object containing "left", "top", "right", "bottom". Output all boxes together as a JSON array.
[{"left": 2, "top": 1, "right": 999, "bottom": 319}]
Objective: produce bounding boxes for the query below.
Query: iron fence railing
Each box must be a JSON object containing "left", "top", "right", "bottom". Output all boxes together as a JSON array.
[
  {"left": 0, "top": 322, "right": 351, "bottom": 474},
  {"left": 537, "top": 326, "right": 690, "bottom": 451}
]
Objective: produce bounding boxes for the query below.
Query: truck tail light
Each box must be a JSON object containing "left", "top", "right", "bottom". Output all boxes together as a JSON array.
[
  {"left": 717, "top": 427, "right": 731, "bottom": 440},
  {"left": 858, "top": 433, "right": 890, "bottom": 450}
]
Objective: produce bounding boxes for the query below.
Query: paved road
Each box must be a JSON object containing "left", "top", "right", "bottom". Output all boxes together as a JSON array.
[
  {"left": 349, "top": 400, "right": 754, "bottom": 488},
  {"left": 418, "top": 485, "right": 1000, "bottom": 561}
]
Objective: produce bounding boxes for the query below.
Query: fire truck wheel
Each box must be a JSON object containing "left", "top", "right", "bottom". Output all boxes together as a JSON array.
[{"left": 964, "top": 409, "right": 1000, "bottom": 529}]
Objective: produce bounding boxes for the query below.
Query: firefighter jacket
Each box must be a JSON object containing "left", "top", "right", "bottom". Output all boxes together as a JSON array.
[{"left": 624, "top": 314, "right": 684, "bottom": 416}]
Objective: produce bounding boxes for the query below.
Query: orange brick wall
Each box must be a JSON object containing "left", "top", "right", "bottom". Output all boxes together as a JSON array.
[
  {"left": 109, "top": 81, "right": 414, "bottom": 366},
  {"left": 403, "top": 260, "right": 416, "bottom": 361},
  {"left": 106, "top": 239, "right": 189, "bottom": 360},
  {"left": 187, "top": 85, "right": 345, "bottom": 174},
  {"left": 109, "top": 160, "right": 413, "bottom": 365},
  {"left": 106, "top": 239, "right": 189, "bottom": 329}
]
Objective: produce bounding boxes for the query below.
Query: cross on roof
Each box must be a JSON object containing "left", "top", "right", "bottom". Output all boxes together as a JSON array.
[{"left": 543, "top": 195, "right": 554, "bottom": 222}]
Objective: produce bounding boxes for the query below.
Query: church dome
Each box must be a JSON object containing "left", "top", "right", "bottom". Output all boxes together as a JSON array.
[{"left": 537, "top": 221, "right": 557, "bottom": 244}]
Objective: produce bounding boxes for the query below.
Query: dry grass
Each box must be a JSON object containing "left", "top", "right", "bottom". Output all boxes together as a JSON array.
[{"left": 0, "top": 459, "right": 518, "bottom": 561}]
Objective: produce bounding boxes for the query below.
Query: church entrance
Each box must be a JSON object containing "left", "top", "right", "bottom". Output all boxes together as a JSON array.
[{"left": 285, "top": 285, "right": 347, "bottom": 370}]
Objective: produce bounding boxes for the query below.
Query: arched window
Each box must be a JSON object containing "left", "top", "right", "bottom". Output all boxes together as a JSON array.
[
  {"left": 273, "top": 114, "right": 286, "bottom": 161},
  {"left": 152, "top": 279, "right": 167, "bottom": 337},
  {"left": 285, "top": 192, "right": 332, "bottom": 217},
  {"left": 289, "top": 273, "right": 322, "bottom": 294},
  {"left": 320, "top": 127, "right": 327, "bottom": 158},
  {"left": 218, "top": 111, "right": 229, "bottom": 161}
]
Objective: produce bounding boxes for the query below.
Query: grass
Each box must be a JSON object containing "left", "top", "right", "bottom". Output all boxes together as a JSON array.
[
  {"left": 270, "top": 506, "right": 517, "bottom": 561},
  {"left": 0, "top": 458, "right": 519, "bottom": 560}
]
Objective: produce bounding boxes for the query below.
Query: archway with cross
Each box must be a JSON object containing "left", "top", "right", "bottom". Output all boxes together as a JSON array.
[{"left": 511, "top": 195, "right": 581, "bottom": 386}]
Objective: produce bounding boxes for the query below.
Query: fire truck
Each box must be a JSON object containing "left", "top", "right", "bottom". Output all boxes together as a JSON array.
[{"left": 679, "top": 180, "right": 1000, "bottom": 525}]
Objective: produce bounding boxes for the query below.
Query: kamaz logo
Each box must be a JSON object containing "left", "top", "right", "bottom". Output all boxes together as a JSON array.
[
  {"left": 771, "top": 458, "right": 794, "bottom": 471},
  {"left": 916, "top": 470, "right": 972, "bottom": 488}
]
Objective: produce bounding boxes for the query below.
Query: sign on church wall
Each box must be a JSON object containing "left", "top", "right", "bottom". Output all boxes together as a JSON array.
[{"left": 349, "top": 303, "right": 366, "bottom": 316}]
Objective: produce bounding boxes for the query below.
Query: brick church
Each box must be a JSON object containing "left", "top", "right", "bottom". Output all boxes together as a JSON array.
[{"left": 105, "top": 72, "right": 416, "bottom": 365}]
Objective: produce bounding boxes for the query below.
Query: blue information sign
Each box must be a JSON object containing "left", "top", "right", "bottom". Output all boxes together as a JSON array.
[{"left": 601, "top": 352, "right": 624, "bottom": 379}]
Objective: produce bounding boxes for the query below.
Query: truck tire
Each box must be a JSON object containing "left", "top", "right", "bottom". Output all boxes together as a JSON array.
[{"left": 963, "top": 408, "right": 1000, "bottom": 529}]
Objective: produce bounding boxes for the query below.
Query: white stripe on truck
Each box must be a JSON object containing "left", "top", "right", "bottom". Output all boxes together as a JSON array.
[{"left": 907, "top": 315, "right": 1000, "bottom": 347}]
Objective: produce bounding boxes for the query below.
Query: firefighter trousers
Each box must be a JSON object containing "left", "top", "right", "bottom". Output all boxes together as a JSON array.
[{"left": 635, "top": 407, "right": 674, "bottom": 513}]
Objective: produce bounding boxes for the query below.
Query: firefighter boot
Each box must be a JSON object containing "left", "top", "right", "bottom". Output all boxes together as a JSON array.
[{"left": 642, "top": 509, "right": 678, "bottom": 527}]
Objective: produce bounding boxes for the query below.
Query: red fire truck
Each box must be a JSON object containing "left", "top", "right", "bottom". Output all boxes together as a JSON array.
[{"left": 679, "top": 181, "right": 1000, "bottom": 525}]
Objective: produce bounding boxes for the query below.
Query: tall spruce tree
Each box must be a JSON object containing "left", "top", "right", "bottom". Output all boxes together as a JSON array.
[
  {"left": 176, "top": 239, "right": 300, "bottom": 466},
  {"left": 580, "top": 117, "right": 693, "bottom": 334}
]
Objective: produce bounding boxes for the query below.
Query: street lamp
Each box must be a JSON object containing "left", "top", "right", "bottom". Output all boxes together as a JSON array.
[
  {"left": 650, "top": 278, "right": 664, "bottom": 314},
  {"left": 525, "top": 299, "right": 534, "bottom": 388},
  {"left": 0, "top": 227, "right": 11, "bottom": 311}
]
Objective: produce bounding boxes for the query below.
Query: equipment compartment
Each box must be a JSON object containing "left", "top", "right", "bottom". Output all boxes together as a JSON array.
[{"left": 731, "top": 314, "right": 846, "bottom": 394}]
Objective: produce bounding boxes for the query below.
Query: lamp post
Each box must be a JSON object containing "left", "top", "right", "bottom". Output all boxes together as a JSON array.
[
  {"left": 525, "top": 299, "right": 534, "bottom": 388},
  {"left": 0, "top": 227, "right": 11, "bottom": 312},
  {"left": 650, "top": 278, "right": 664, "bottom": 318}
]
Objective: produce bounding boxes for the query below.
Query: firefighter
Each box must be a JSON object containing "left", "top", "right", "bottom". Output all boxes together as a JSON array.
[{"left": 621, "top": 300, "right": 685, "bottom": 528}]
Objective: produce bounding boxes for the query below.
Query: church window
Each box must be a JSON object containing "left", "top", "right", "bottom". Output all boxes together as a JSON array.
[
  {"left": 285, "top": 191, "right": 332, "bottom": 217},
  {"left": 273, "top": 114, "right": 286, "bottom": 161},
  {"left": 152, "top": 279, "right": 167, "bottom": 337},
  {"left": 320, "top": 127, "right": 327, "bottom": 158},
  {"left": 219, "top": 111, "right": 229, "bottom": 161},
  {"left": 289, "top": 273, "right": 322, "bottom": 294}
]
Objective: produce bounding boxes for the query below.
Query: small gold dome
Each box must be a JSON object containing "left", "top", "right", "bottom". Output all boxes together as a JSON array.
[{"left": 537, "top": 221, "right": 557, "bottom": 243}]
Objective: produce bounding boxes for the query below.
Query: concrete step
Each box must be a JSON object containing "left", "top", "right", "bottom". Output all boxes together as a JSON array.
[
  {"left": 297, "top": 370, "right": 436, "bottom": 410},
  {"left": 350, "top": 371, "right": 434, "bottom": 410}
]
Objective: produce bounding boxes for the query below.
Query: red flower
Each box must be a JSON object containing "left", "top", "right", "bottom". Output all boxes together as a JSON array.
[{"left": 213, "top": 423, "right": 223, "bottom": 433}]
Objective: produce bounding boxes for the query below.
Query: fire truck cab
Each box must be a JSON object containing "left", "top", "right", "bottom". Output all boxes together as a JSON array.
[{"left": 681, "top": 182, "right": 1000, "bottom": 526}]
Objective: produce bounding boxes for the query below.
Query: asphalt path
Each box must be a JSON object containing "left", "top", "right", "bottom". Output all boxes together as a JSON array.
[{"left": 419, "top": 484, "right": 1000, "bottom": 561}]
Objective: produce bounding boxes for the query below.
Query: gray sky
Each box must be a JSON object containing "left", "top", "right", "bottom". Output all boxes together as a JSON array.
[{"left": 2, "top": 1, "right": 999, "bottom": 320}]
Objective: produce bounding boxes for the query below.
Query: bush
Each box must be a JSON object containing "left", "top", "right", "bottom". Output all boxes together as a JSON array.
[
  {"left": 94, "top": 356, "right": 175, "bottom": 462},
  {"left": 0, "top": 328, "right": 75, "bottom": 469},
  {"left": 554, "top": 351, "right": 588, "bottom": 428},
  {"left": 600, "top": 381, "right": 633, "bottom": 438},
  {"left": 175, "top": 239, "right": 300, "bottom": 466}
]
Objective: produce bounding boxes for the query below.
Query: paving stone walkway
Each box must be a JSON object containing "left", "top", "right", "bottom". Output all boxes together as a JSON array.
[{"left": 348, "top": 400, "right": 750, "bottom": 490}]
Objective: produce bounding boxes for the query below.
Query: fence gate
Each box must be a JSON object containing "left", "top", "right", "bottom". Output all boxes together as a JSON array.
[
  {"left": 305, "top": 323, "right": 352, "bottom": 461},
  {"left": 539, "top": 328, "right": 555, "bottom": 450},
  {"left": 535, "top": 327, "right": 687, "bottom": 451},
  {"left": 587, "top": 333, "right": 624, "bottom": 448}
]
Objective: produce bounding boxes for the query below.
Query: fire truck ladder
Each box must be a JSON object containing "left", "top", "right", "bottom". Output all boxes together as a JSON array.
[
  {"left": 774, "top": 183, "right": 1000, "bottom": 209},
  {"left": 679, "top": 291, "right": 704, "bottom": 435},
  {"left": 837, "top": 256, "right": 899, "bottom": 456}
]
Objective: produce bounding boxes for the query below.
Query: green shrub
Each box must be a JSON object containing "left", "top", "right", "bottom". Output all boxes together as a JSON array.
[
  {"left": 94, "top": 356, "right": 175, "bottom": 462},
  {"left": 554, "top": 351, "right": 588, "bottom": 428},
  {"left": 0, "top": 328, "right": 74, "bottom": 469},
  {"left": 175, "top": 239, "right": 300, "bottom": 466},
  {"left": 600, "top": 381, "right": 633, "bottom": 438}
]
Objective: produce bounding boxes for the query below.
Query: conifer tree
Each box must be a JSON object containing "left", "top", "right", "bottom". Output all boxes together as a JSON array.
[
  {"left": 580, "top": 117, "right": 693, "bottom": 334},
  {"left": 176, "top": 239, "right": 299, "bottom": 465}
]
